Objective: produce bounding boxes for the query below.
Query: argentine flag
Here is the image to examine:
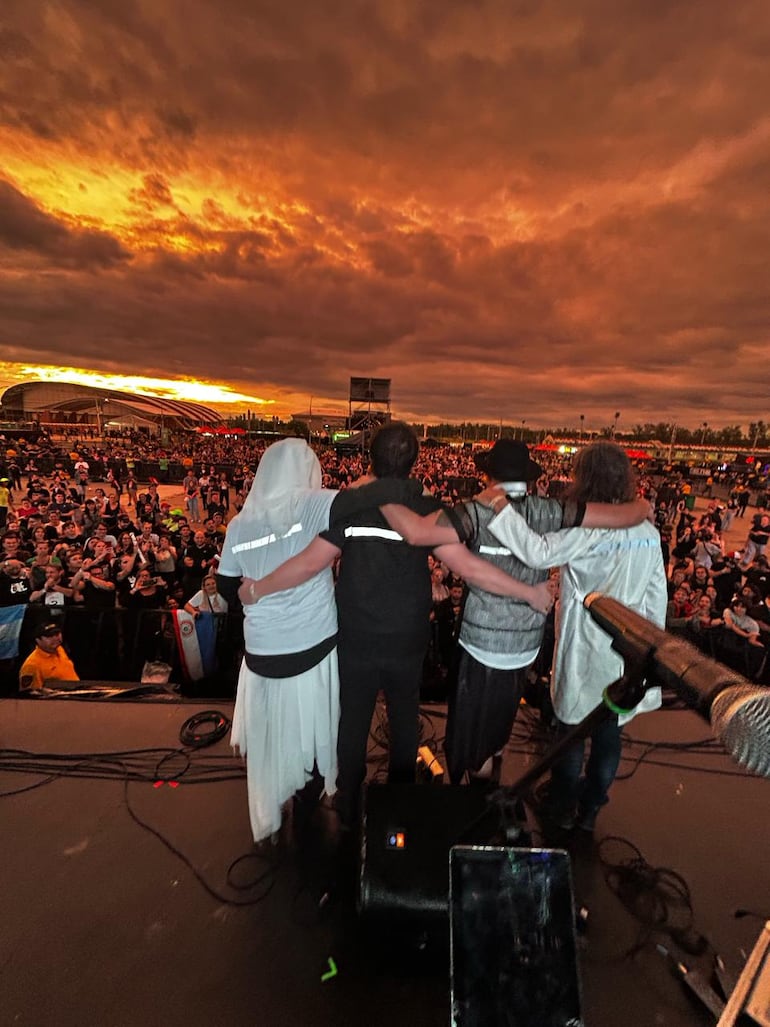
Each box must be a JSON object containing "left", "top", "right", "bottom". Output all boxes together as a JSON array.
[
  {"left": 172, "top": 610, "right": 218, "bottom": 681},
  {"left": 0, "top": 605, "right": 26, "bottom": 660}
]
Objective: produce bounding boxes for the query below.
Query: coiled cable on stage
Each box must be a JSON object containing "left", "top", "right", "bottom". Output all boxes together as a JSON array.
[{"left": 179, "top": 710, "right": 231, "bottom": 749}]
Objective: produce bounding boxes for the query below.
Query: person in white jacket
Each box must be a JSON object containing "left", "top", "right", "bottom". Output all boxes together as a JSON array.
[{"left": 481, "top": 441, "right": 668, "bottom": 831}]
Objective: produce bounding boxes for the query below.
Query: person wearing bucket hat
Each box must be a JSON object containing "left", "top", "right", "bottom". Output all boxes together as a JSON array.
[
  {"left": 483, "top": 441, "right": 667, "bottom": 831},
  {"left": 380, "top": 438, "right": 651, "bottom": 787},
  {"left": 233, "top": 424, "right": 558, "bottom": 829},
  {"left": 19, "top": 620, "right": 79, "bottom": 691},
  {"left": 472, "top": 438, "right": 543, "bottom": 486}
]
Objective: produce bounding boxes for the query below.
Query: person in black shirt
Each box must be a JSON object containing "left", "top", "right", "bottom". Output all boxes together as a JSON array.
[
  {"left": 178, "top": 530, "right": 217, "bottom": 600},
  {"left": 0, "top": 559, "right": 32, "bottom": 606},
  {"left": 60, "top": 521, "right": 86, "bottom": 549},
  {"left": 711, "top": 555, "right": 742, "bottom": 609},
  {"left": 745, "top": 555, "right": 770, "bottom": 599},
  {"left": 238, "top": 423, "right": 554, "bottom": 826}
]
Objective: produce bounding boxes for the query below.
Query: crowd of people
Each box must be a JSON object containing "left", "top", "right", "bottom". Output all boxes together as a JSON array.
[
  {"left": 1, "top": 423, "right": 768, "bottom": 848},
  {"left": 653, "top": 480, "right": 770, "bottom": 680}
]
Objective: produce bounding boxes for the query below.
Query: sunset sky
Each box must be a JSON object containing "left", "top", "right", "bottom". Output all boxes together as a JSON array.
[{"left": 1, "top": 1, "right": 769, "bottom": 431}]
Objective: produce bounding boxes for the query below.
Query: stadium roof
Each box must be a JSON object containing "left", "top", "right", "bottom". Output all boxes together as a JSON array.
[{"left": 0, "top": 381, "right": 221, "bottom": 431}]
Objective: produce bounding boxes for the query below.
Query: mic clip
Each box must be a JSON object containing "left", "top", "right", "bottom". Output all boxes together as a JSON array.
[{"left": 603, "top": 644, "right": 656, "bottom": 717}]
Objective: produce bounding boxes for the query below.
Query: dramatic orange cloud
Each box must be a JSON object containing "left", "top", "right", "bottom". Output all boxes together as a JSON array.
[{"left": 1, "top": 1, "right": 769, "bottom": 430}]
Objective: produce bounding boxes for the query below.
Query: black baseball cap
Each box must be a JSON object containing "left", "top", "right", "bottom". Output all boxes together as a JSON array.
[{"left": 35, "top": 621, "right": 63, "bottom": 639}]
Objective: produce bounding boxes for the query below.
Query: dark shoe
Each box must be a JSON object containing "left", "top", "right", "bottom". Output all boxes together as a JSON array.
[
  {"left": 467, "top": 771, "right": 495, "bottom": 792},
  {"left": 531, "top": 780, "right": 576, "bottom": 830},
  {"left": 549, "top": 809, "right": 577, "bottom": 831},
  {"left": 575, "top": 805, "right": 599, "bottom": 832},
  {"left": 531, "top": 795, "right": 575, "bottom": 831}
]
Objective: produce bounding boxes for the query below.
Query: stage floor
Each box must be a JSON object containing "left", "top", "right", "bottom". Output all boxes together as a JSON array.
[{"left": 1, "top": 696, "right": 768, "bottom": 1027}]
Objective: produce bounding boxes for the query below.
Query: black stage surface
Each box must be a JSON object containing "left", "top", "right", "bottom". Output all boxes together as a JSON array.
[{"left": 1, "top": 695, "right": 768, "bottom": 1027}]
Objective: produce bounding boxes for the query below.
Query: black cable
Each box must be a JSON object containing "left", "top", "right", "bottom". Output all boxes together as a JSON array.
[
  {"left": 734, "top": 907, "right": 770, "bottom": 921},
  {"left": 0, "top": 739, "right": 280, "bottom": 906},
  {"left": 123, "top": 777, "right": 278, "bottom": 906},
  {"left": 154, "top": 749, "right": 192, "bottom": 781},
  {"left": 179, "top": 710, "right": 231, "bottom": 748},
  {"left": 0, "top": 772, "right": 59, "bottom": 797},
  {"left": 0, "top": 747, "right": 247, "bottom": 786},
  {"left": 596, "top": 835, "right": 706, "bottom": 960}
]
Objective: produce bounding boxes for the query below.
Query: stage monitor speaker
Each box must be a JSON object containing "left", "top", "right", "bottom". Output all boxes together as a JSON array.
[
  {"left": 349, "top": 377, "right": 391, "bottom": 404},
  {"left": 358, "top": 783, "right": 491, "bottom": 926},
  {"left": 449, "top": 846, "right": 583, "bottom": 1027}
]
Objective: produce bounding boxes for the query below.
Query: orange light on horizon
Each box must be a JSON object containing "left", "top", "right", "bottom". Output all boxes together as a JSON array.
[{"left": 2, "top": 363, "right": 276, "bottom": 410}]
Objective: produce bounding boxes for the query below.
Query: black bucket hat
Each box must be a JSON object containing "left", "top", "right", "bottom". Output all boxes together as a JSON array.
[{"left": 474, "top": 439, "right": 542, "bottom": 482}]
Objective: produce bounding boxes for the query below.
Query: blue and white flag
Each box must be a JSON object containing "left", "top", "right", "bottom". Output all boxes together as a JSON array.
[
  {"left": 0, "top": 605, "right": 26, "bottom": 660},
  {"left": 172, "top": 610, "right": 218, "bottom": 681}
]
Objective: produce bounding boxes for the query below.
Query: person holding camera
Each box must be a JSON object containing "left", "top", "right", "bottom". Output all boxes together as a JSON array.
[{"left": 124, "top": 566, "right": 167, "bottom": 609}]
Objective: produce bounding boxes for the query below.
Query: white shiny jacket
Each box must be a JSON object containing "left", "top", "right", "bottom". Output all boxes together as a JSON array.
[{"left": 489, "top": 507, "right": 668, "bottom": 725}]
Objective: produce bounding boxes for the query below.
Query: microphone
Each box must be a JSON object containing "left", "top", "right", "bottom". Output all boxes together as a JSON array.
[{"left": 584, "top": 592, "right": 770, "bottom": 778}]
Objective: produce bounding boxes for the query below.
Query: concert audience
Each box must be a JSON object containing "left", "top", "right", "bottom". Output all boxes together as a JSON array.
[{"left": 0, "top": 424, "right": 768, "bottom": 697}]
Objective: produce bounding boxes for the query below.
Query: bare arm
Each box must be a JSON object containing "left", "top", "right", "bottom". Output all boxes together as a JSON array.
[
  {"left": 238, "top": 537, "right": 340, "bottom": 606},
  {"left": 380, "top": 504, "right": 461, "bottom": 546},
  {"left": 433, "top": 542, "right": 554, "bottom": 613},
  {"left": 723, "top": 609, "right": 763, "bottom": 644}
]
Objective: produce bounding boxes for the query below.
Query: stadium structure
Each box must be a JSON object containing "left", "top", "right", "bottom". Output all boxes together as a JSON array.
[{"left": 0, "top": 381, "right": 221, "bottom": 434}]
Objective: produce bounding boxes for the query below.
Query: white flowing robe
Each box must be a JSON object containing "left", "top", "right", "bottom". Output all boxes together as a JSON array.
[{"left": 217, "top": 440, "right": 339, "bottom": 842}]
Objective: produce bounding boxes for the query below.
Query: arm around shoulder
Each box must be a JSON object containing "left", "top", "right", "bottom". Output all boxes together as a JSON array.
[
  {"left": 582, "top": 497, "right": 652, "bottom": 529},
  {"left": 380, "top": 504, "right": 461, "bottom": 546},
  {"left": 239, "top": 536, "right": 340, "bottom": 606},
  {"left": 434, "top": 542, "right": 554, "bottom": 613}
]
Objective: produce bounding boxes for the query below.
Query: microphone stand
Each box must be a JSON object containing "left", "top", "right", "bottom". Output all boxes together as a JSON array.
[{"left": 461, "top": 643, "right": 657, "bottom": 844}]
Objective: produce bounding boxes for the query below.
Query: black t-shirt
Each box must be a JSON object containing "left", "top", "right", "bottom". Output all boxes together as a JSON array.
[
  {"left": 712, "top": 562, "right": 742, "bottom": 608},
  {"left": 81, "top": 580, "right": 118, "bottom": 609},
  {"left": 749, "top": 524, "right": 770, "bottom": 547},
  {"left": 180, "top": 542, "right": 216, "bottom": 576},
  {"left": 320, "top": 478, "right": 444, "bottom": 643},
  {"left": 0, "top": 573, "right": 32, "bottom": 606},
  {"left": 745, "top": 566, "right": 770, "bottom": 599},
  {"left": 61, "top": 531, "right": 86, "bottom": 547},
  {"left": 125, "top": 586, "right": 167, "bottom": 610}
]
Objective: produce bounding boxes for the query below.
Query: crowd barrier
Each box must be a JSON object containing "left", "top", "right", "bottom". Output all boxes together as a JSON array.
[
  {"left": 9, "top": 458, "right": 246, "bottom": 487},
  {"left": 0, "top": 605, "right": 244, "bottom": 698}
]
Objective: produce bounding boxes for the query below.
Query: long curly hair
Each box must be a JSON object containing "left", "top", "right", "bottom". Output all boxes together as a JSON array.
[{"left": 567, "top": 441, "right": 636, "bottom": 504}]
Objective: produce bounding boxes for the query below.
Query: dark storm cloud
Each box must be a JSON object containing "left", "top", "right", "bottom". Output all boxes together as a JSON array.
[
  {"left": 155, "top": 106, "right": 197, "bottom": 139},
  {"left": 1, "top": 0, "right": 770, "bottom": 425},
  {"left": 0, "top": 179, "right": 131, "bottom": 268}
]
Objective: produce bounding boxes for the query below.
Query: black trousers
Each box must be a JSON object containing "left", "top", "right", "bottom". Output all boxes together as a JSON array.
[
  {"left": 445, "top": 649, "right": 528, "bottom": 785},
  {"left": 335, "top": 630, "right": 426, "bottom": 825}
]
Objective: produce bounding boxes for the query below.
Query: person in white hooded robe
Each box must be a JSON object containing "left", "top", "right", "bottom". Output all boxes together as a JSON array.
[{"left": 216, "top": 439, "right": 340, "bottom": 843}]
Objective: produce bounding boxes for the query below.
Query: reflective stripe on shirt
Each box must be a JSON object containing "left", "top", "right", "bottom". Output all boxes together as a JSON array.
[
  {"left": 343, "top": 526, "right": 404, "bottom": 542},
  {"left": 478, "top": 544, "right": 513, "bottom": 556},
  {"left": 231, "top": 522, "right": 303, "bottom": 553}
]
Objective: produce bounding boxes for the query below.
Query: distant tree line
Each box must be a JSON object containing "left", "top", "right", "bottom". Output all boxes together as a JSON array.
[
  {"left": 223, "top": 413, "right": 769, "bottom": 450},
  {"left": 410, "top": 419, "right": 769, "bottom": 449}
]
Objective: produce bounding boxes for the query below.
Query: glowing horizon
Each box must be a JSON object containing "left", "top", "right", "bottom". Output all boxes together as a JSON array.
[{"left": 0, "top": 364, "right": 277, "bottom": 411}]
